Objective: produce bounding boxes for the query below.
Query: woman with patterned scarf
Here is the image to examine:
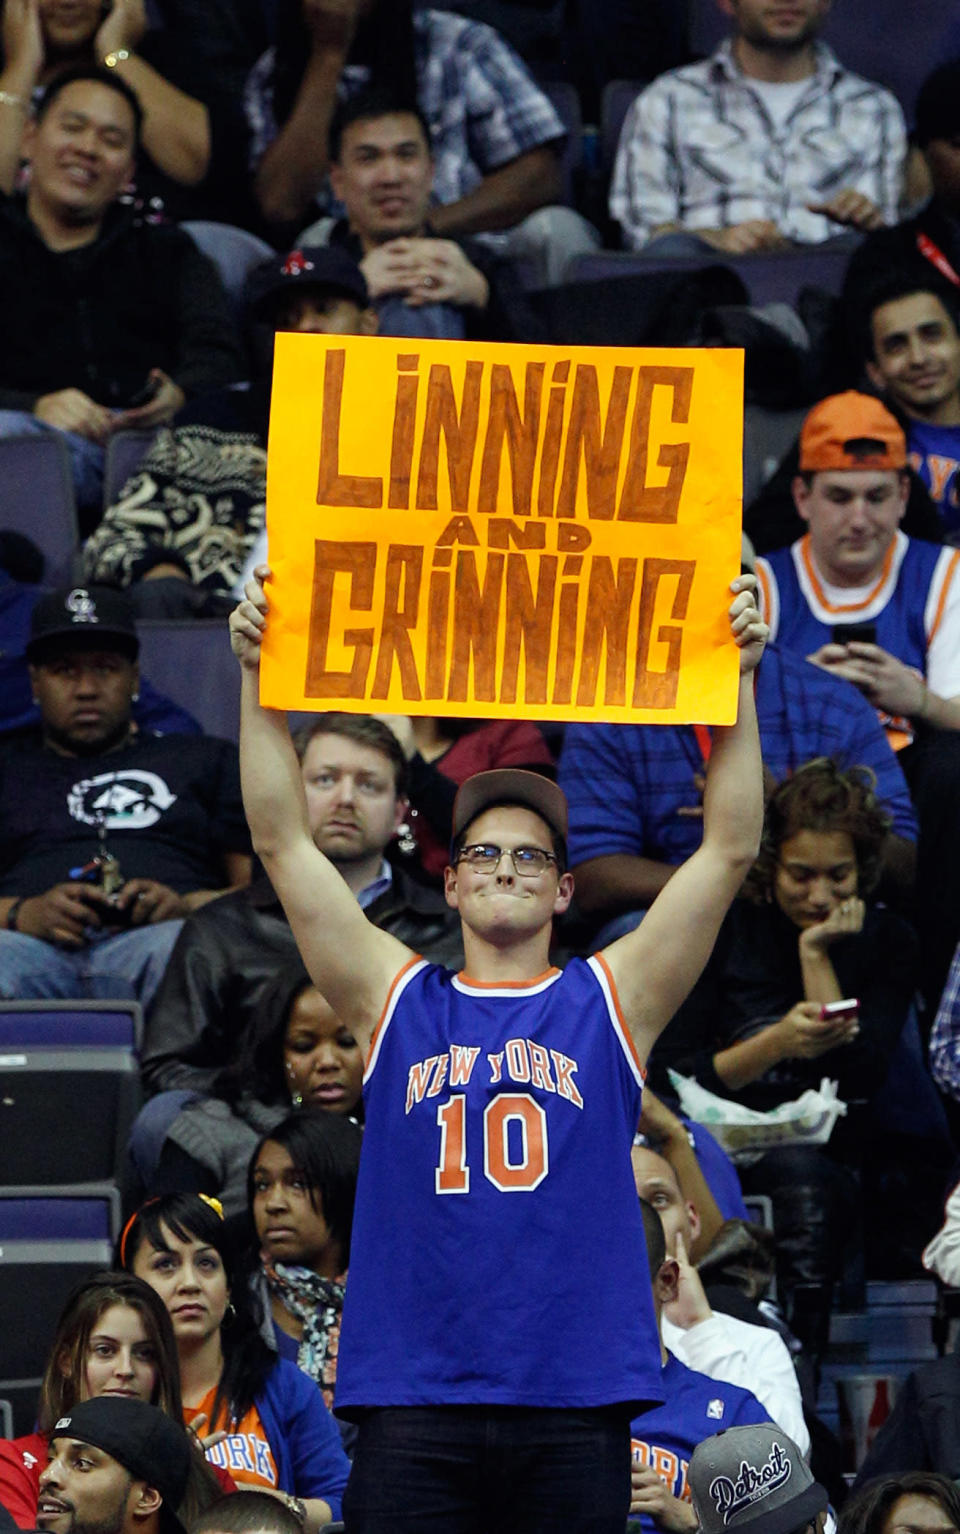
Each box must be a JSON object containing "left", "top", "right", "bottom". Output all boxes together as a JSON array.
[{"left": 246, "top": 1110, "right": 363, "bottom": 1414}]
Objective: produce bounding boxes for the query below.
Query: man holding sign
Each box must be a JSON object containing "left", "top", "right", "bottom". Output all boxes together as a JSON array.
[{"left": 230, "top": 566, "right": 767, "bottom": 1532}]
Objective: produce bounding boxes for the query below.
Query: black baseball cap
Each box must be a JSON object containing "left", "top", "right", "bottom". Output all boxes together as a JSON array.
[
  {"left": 452, "top": 769, "right": 568, "bottom": 845},
  {"left": 26, "top": 586, "right": 139, "bottom": 664},
  {"left": 49, "top": 1399, "right": 192, "bottom": 1534},
  {"left": 244, "top": 245, "right": 369, "bottom": 322}
]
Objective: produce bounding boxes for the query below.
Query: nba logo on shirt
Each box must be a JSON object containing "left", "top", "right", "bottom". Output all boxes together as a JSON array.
[{"left": 707, "top": 1399, "right": 725, "bottom": 1420}]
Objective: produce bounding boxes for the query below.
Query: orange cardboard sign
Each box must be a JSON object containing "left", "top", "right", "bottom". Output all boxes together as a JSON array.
[{"left": 260, "top": 333, "right": 744, "bottom": 723}]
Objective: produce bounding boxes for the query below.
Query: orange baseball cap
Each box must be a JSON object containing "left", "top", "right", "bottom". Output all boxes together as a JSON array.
[{"left": 799, "top": 390, "right": 907, "bottom": 472}]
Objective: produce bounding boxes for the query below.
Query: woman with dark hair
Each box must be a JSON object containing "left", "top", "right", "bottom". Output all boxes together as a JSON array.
[
  {"left": 839, "top": 1473, "right": 960, "bottom": 1534},
  {"left": 146, "top": 960, "right": 364, "bottom": 1216},
  {"left": 118, "top": 1192, "right": 350, "bottom": 1528},
  {"left": 652, "top": 758, "right": 918, "bottom": 1337},
  {"left": 247, "top": 1110, "right": 362, "bottom": 1410},
  {"left": 0, "top": 1269, "right": 226, "bottom": 1528},
  {"left": 0, "top": 0, "right": 211, "bottom": 194}
]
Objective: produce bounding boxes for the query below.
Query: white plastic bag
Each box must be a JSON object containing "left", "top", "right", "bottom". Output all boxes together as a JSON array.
[{"left": 667, "top": 1071, "right": 847, "bottom": 1165}]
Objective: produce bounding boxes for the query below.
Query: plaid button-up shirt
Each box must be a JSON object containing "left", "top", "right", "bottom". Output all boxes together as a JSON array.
[
  {"left": 244, "top": 8, "right": 564, "bottom": 215},
  {"left": 610, "top": 40, "right": 906, "bottom": 250}
]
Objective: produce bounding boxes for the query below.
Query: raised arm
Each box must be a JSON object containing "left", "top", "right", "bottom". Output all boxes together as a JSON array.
[
  {"left": 94, "top": 0, "right": 212, "bottom": 187},
  {"left": 0, "top": 0, "right": 43, "bottom": 195},
  {"left": 231, "top": 569, "right": 414, "bottom": 1051},
  {"left": 252, "top": 0, "right": 358, "bottom": 227},
  {"left": 600, "top": 576, "right": 767, "bottom": 1061}
]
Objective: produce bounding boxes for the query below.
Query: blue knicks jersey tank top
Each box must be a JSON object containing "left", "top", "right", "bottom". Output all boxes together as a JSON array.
[
  {"left": 756, "top": 534, "right": 946, "bottom": 670},
  {"left": 334, "top": 956, "right": 664, "bottom": 1415}
]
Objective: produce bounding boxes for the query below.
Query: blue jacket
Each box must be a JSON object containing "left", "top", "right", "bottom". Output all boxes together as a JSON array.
[{"left": 256, "top": 1360, "right": 350, "bottom": 1521}]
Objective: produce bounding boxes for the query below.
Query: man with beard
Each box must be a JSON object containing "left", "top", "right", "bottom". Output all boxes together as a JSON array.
[
  {"left": 610, "top": 0, "right": 906, "bottom": 255},
  {"left": 0, "top": 585, "right": 250, "bottom": 1006},
  {"left": 29, "top": 1399, "right": 191, "bottom": 1534}
]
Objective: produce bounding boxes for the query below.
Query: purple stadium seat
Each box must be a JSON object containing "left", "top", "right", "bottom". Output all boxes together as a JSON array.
[
  {"left": 103, "top": 428, "right": 159, "bottom": 508},
  {"left": 182, "top": 220, "right": 276, "bottom": 317},
  {"left": 136, "top": 619, "right": 240, "bottom": 741},
  {"left": 568, "top": 244, "right": 849, "bottom": 308},
  {"left": 0, "top": 1000, "right": 141, "bottom": 1050},
  {"left": 541, "top": 80, "right": 583, "bottom": 206},
  {"left": 0, "top": 1187, "right": 119, "bottom": 1385},
  {"left": 0, "top": 435, "right": 79, "bottom": 585},
  {"left": 0, "top": 1192, "right": 118, "bottom": 1242},
  {"left": 601, "top": 79, "right": 647, "bottom": 182}
]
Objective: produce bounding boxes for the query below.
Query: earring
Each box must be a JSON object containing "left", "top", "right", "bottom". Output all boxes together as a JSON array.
[
  {"left": 396, "top": 820, "right": 418, "bottom": 857},
  {"left": 291, "top": 1090, "right": 304, "bottom": 1109},
  {"left": 222, "top": 1301, "right": 237, "bottom": 1326},
  {"left": 131, "top": 691, "right": 140, "bottom": 702}
]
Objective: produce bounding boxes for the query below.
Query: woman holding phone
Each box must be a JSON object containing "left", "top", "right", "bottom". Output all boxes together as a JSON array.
[{"left": 651, "top": 758, "right": 918, "bottom": 1338}]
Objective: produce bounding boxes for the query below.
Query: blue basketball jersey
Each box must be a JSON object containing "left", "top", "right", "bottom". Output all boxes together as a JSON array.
[
  {"left": 756, "top": 533, "right": 949, "bottom": 670},
  {"left": 908, "top": 420, "right": 960, "bottom": 540},
  {"left": 629, "top": 1353, "right": 771, "bottom": 1534},
  {"left": 335, "top": 956, "right": 664, "bottom": 1415},
  {"left": 756, "top": 533, "right": 958, "bottom": 743}
]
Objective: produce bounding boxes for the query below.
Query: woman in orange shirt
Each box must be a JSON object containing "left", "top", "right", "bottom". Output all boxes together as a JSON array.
[{"left": 118, "top": 1192, "right": 349, "bottom": 1529}]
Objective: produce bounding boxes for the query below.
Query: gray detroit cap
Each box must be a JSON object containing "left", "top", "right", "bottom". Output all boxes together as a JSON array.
[{"left": 689, "top": 1425, "right": 828, "bottom": 1534}]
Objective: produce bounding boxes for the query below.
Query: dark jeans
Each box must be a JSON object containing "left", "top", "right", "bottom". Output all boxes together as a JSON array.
[{"left": 342, "top": 1404, "right": 632, "bottom": 1533}]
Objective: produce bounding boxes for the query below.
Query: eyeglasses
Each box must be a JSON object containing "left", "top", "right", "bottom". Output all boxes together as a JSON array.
[{"left": 455, "top": 843, "right": 559, "bottom": 877}]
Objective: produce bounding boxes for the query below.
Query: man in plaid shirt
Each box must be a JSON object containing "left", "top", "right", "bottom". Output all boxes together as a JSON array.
[
  {"left": 610, "top": 0, "right": 906, "bottom": 255},
  {"left": 244, "top": 0, "right": 596, "bottom": 285}
]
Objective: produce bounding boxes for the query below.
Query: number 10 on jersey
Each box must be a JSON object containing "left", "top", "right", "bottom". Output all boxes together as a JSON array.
[{"left": 436, "top": 1093, "right": 549, "bottom": 1194}]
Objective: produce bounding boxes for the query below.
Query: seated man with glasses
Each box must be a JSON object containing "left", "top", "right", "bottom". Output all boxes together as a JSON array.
[{"left": 229, "top": 563, "right": 769, "bottom": 1534}]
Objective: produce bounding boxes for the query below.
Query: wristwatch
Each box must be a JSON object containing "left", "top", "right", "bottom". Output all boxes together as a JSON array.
[
  {"left": 281, "top": 1495, "right": 307, "bottom": 1527},
  {"left": 102, "top": 48, "right": 131, "bottom": 68}
]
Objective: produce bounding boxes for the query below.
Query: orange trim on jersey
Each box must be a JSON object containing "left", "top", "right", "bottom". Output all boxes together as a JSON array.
[
  {"left": 456, "top": 967, "right": 561, "bottom": 990},
  {"left": 755, "top": 561, "right": 773, "bottom": 623},
  {"left": 592, "top": 950, "right": 646, "bottom": 1079},
  {"left": 928, "top": 549, "right": 960, "bottom": 648},
  {"left": 800, "top": 533, "right": 897, "bottom": 614},
  {"left": 365, "top": 954, "right": 424, "bottom": 1070}
]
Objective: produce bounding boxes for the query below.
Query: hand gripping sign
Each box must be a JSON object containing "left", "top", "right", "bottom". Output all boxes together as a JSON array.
[{"left": 260, "top": 334, "right": 744, "bottom": 724}]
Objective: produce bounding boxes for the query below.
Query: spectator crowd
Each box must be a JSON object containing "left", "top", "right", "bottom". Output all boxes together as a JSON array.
[{"left": 4, "top": 0, "right": 960, "bottom": 1530}]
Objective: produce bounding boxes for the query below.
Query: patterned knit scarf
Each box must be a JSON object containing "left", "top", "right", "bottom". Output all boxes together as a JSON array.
[{"left": 261, "top": 1259, "right": 347, "bottom": 1411}]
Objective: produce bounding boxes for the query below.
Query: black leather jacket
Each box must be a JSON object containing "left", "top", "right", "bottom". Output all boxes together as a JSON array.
[{"left": 142, "top": 868, "right": 463, "bottom": 1095}]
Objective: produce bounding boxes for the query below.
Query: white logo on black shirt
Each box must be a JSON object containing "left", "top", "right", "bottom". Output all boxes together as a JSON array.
[{"left": 67, "top": 770, "right": 178, "bottom": 828}]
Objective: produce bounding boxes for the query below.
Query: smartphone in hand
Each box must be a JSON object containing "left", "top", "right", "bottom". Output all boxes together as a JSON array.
[{"left": 820, "top": 998, "right": 859, "bottom": 1021}]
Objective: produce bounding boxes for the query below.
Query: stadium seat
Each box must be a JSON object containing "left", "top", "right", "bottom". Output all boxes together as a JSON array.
[
  {"left": 541, "top": 80, "right": 583, "bottom": 207},
  {"left": 0, "top": 999, "right": 142, "bottom": 1051},
  {"left": 0, "top": 1041, "right": 140, "bottom": 1187},
  {"left": 0, "top": 435, "right": 79, "bottom": 585},
  {"left": 743, "top": 405, "right": 808, "bottom": 507},
  {"left": 600, "top": 79, "right": 646, "bottom": 183},
  {"left": 103, "top": 429, "right": 159, "bottom": 508},
  {"left": 0, "top": 1188, "right": 120, "bottom": 1382},
  {"left": 136, "top": 620, "right": 239, "bottom": 741},
  {"left": 567, "top": 245, "right": 849, "bottom": 309},
  {"left": 0, "top": 1384, "right": 37, "bottom": 1438},
  {"left": 183, "top": 221, "right": 276, "bottom": 315}
]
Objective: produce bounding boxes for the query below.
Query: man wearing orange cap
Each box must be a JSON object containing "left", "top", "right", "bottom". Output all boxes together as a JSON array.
[
  {"left": 756, "top": 390, "right": 960, "bottom": 1018},
  {"left": 755, "top": 390, "right": 960, "bottom": 745}
]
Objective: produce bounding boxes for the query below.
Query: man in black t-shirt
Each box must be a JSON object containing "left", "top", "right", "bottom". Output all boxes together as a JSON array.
[{"left": 0, "top": 585, "right": 250, "bottom": 1007}]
